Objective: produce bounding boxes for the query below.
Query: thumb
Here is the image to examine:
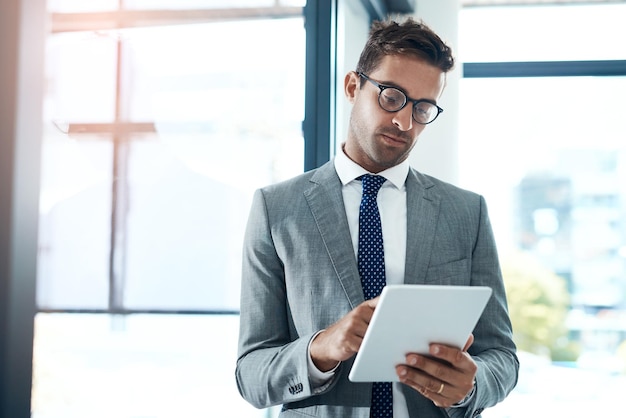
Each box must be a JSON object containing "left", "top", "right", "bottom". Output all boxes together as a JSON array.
[
  {"left": 366, "top": 295, "right": 381, "bottom": 309},
  {"left": 463, "top": 333, "right": 474, "bottom": 352}
]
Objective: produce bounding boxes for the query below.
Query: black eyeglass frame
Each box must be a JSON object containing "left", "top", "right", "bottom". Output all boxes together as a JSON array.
[{"left": 357, "top": 72, "right": 444, "bottom": 125}]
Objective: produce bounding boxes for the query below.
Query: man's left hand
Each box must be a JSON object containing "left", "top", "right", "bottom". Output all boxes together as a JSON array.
[{"left": 395, "top": 334, "right": 476, "bottom": 408}]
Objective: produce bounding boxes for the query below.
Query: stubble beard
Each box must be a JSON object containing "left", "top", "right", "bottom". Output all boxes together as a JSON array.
[
  {"left": 348, "top": 112, "right": 415, "bottom": 172},
  {"left": 368, "top": 128, "right": 415, "bottom": 169}
]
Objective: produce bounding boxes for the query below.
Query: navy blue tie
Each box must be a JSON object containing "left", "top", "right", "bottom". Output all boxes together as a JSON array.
[{"left": 358, "top": 174, "right": 392, "bottom": 418}]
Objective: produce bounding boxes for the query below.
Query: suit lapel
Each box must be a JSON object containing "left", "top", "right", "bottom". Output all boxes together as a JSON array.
[
  {"left": 404, "top": 169, "right": 441, "bottom": 285},
  {"left": 303, "top": 164, "right": 442, "bottom": 302},
  {"left": 304, "top": 162, "right": 364, "bottom": 309}
]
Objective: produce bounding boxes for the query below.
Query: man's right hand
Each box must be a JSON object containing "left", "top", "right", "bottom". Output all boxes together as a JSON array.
[{"left": 309, "top": 297, "right": 380, "bottom": 372}]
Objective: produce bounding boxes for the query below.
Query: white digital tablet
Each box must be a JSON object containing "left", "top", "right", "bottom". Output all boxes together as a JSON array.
[{"left": 348, "top": 284, "right": 492, "bottom": 382}]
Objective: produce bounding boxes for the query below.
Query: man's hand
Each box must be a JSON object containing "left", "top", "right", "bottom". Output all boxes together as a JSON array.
[
  {"left": 309, "top": 297, "right": 380, "bottom": 372},
  {"left": 395, "top": 334, "right": 477, "bottom": 408}
]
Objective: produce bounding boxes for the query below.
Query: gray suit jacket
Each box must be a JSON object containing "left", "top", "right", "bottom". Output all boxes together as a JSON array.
[{"left": 236, "top": 161, "right": 518, "bottom": 418}]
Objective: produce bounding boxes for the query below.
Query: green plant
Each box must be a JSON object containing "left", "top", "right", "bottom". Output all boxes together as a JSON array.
[{"left": 501, "top": 252, "right": 580, "bottom": 362}]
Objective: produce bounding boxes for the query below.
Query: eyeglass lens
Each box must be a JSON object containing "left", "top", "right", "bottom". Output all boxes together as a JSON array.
[{"left": 379, "top": 88, "right": 439, "bottom": 124}]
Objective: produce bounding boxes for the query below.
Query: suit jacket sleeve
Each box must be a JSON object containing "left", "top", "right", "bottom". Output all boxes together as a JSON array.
[
  {"left": 236, "top": 188, "right": 315, "bottom": 408},
  {"left": 236, "top": 182, "right": 350, "bottom": 409}
]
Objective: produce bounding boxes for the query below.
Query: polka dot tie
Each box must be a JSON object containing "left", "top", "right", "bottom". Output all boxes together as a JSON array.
[{"left": 357, "top": 174, "right": 392, "bottom": 418}]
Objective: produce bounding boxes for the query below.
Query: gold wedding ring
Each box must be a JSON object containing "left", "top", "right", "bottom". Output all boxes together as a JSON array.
[{"left": 436, "top": 382, "right": 445, "bottom": 394}]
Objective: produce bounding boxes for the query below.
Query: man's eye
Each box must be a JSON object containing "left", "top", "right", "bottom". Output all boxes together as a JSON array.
[
  {"left": 380, "top": 90, "right": 403, "bottom": 109},
  {"left": 415, "top": 106, "right": 428, "bottom": 116}
]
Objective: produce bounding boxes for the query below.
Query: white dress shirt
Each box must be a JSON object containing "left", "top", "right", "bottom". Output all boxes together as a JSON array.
[{"left": 308, "top": 145, "right": 411, "bottom": 417}]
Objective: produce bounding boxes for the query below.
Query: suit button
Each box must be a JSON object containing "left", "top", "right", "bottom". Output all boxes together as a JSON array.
[{"left": 289, "top": 383, "right": 303, "bottom": 394}]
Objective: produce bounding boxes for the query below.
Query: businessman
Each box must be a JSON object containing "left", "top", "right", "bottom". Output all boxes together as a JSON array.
[{"left": 236, "top": 17, "right": 518, "bottom": 418}]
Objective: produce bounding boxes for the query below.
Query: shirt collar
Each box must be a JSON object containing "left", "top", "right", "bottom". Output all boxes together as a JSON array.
[{"left": 334, "top": 143, "right": 409, "bottom": 189}]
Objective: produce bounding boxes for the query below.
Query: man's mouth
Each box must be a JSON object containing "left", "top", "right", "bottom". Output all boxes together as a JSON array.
[{"left": 381, "top": 132, "right": 408, "bottom": 145}]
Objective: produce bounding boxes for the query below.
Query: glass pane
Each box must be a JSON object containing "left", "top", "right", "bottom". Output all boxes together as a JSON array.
[
  {"left": 459, "top": 76, "right": 626, "bottom": 416},
  {"left": 39, "top": 16, "right": 304, "bottom": 311},
  {"left": 122, "top": 19, "right": 305, "bottom": 310},
  {"left": 122, "top": 138, "right": 250, "bottom": 310},
  {"left": 31, "top": 313, "right": 278, "bottom": 418},
  {"left": 460, "top": 4, "right": 626, "bottom": 62},
  {"left": 45, "top": 32, "right": 118, "bottom": 123},
  {"left": 37, "top": 130, "right": 112, "bottom": 310}
]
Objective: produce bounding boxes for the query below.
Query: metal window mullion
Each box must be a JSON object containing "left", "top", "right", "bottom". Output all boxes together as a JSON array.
[
  {"left": 50, "top": 7, "right": 304, "bottom": 33},
  {"left": 108, "top": 34, "right": 130, "bottom": 313},
  {"left": 37, "top": 308, "right": 241, "bottom": 315},
  {"left": 303, "top": 0, "right": 337, "bottom": 171},
  {"left": 463, "top": 60, "right": 626, "bottom": 78}
]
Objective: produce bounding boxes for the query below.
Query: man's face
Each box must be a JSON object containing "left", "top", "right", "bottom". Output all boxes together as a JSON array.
[{"left": 344, "top": 54, "right": 446, "bottom": 173}]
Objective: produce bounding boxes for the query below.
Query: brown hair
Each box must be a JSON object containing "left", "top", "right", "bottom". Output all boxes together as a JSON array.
[{"left": 355, "top": 17, "right": 454, "bottom": 77}]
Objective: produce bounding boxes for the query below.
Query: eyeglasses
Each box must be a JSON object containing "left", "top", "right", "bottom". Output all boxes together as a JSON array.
[{"left": 357, "top": 72, "right": 443, "bottom": 125}]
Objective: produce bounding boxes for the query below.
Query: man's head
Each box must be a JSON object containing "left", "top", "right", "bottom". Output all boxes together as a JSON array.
[{"left": 343, "top": 18, "right": 455, "bottom": 174}]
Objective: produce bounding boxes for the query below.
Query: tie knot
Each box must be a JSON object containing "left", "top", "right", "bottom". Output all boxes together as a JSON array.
[{"left": 361, "top": 174, "right": 386, "bottom": 196}]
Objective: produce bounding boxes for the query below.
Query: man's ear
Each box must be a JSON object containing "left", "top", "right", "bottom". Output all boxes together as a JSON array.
[{"left": 344, "top": 71, "right": 360, "bottom": 103}]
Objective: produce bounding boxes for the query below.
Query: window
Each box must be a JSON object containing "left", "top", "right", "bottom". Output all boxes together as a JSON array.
[
  {"left": 460, "top": 3, "right": 626, "bottom": 416},
  {"left": 34, "top": 1, "right": 305, "bottom": 416}
]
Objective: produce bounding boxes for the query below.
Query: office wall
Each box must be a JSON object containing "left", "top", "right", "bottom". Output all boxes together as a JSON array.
[
  {"left": 409, "top": 0, "right": 460, "bottom": 185},
  {"left": 334, "top": 0, "right": 371, "bottom": 154}
]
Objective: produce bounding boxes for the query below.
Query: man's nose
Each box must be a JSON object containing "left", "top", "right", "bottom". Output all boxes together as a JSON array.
[{"left": 392, "top": 105, "right": 413, "bottom": 132}]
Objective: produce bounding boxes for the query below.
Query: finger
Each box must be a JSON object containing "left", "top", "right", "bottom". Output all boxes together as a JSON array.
[
  {"left": 396, "top": 365, "right": 462, "bottom": 408},
  {"left": 403, "top": 355, "right": 462, "bottom": 388},
  {"left": 364, "top": 295, "right": 380, "bottom": 309},
  {"left": 462, "top": 333, "right": 474, "bottom": 352},
  {"left": 345, "top": 314, "right": 373, "bottom": 343},
  {"left": 402, "top": 350, "right": 477, "bottom": 400},
  {"left": 396, "top": 366, "right": 455, "bottom": 405},
  {"left": 430, "top": 390, "right": 454, "bottom": 408},
  {"left": 313, "top": 306, "right": 374, "bottom": 364},
  {"left": 352, "top": 301, "right": 377, "bottom": 328},
  {"left": 429, "top": 344, "right": 474, "bottom": 369},
  {"left": 403, "top": 349, "right": 476, "bottom": 403}
]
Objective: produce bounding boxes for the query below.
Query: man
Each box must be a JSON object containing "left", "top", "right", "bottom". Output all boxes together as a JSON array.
[{"left": 236, "top": 17, "right": 518, "bottom": 418}]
